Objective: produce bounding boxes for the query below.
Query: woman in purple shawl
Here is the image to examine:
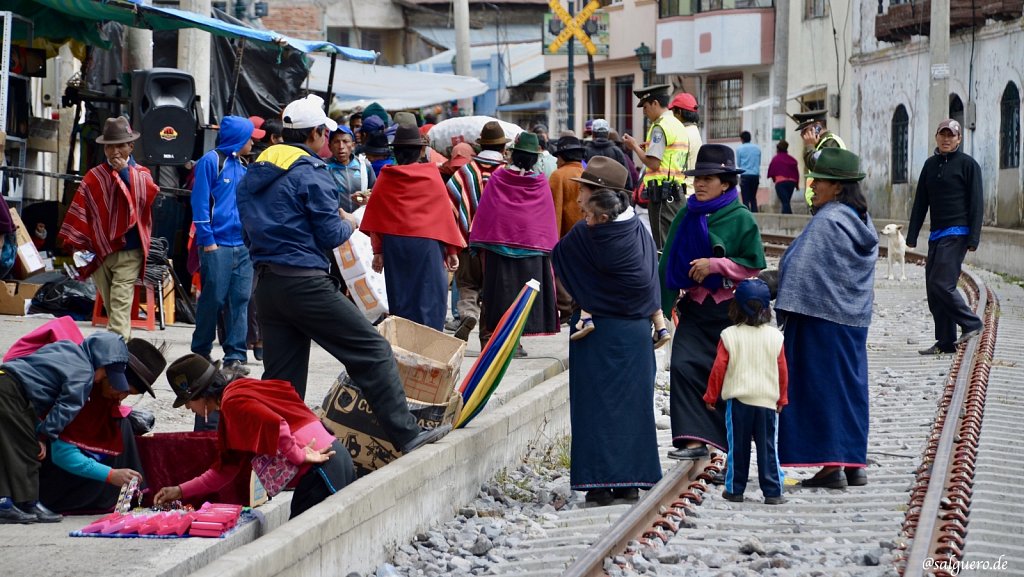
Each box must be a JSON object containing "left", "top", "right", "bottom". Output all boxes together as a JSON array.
[
  {"left": 553, "top": 186, "right": 663, "bottom": 506},
  {"left": 469, "top": 133, "right": 560, "bottom": 353}
]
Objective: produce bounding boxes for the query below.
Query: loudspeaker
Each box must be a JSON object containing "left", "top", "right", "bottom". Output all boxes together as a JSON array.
[{"left": 131, "top": 68, "right": 197, "bottom": 166}]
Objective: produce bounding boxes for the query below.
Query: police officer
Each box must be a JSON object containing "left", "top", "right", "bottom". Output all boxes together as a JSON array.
[
  {"left": 623, "top": 84, "right": 693, "bottom": 249},
  {"left": 793, "top": 108, "right": 846, "bottom": 208}
]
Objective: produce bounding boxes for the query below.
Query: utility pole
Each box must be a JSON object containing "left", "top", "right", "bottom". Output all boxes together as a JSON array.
[
  {"left": 928, "top": 0, "right": 950, "bottom": 140},
  {"left": 770, "top": 0, "right": 788, "bottom": 144},
  {"left": 454, "top": 0, "right": 474, "bottom": 115},
  {"left": 566, "top": 2, "right": 575, "bottom": 133},
  {"left": 178, "top": 0, "right": 211, "bottom": 123}
]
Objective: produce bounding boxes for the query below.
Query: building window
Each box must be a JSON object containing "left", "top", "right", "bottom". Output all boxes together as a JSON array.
[
  {"left": 949, "top": 94, "right": 965, "bottom": 130},
  {"left": 891, "top": 105, "right": 909, "bottom": 184},
  {"left": 707, "top": 75, "right": 743, "bottom": 140},
  {"left": 804, "top": 0, "right": 827, "bottom": 19},
  {"left": 614, "top": 76, "right": 634, "bottom": 137},
  {"left": 586, "top": 79, "right": 606, "bottom": 124},
  {"left": 1000, "top": 82, "right": 1021, "bottom": 169}
]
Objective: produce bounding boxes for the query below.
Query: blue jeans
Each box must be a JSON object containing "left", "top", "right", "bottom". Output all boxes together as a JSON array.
[{"left": 191, "top": 245, "right": 253, "bottom": 362}]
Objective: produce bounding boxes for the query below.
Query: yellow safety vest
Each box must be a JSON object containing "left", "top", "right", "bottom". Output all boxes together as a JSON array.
[
  {"left": 643, "top": 112, "right": 689, "bottom": 186},
  {"left": 804, "top": 132, "right": 847, "bottom": 206}
]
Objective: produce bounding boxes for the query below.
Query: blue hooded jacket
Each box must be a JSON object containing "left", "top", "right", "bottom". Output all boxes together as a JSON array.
[
  {"left": 1, "top": 332, "right": 129, "bottom": 440},
  {"left": 237, "top": 143, "right": 354, "bottom": 271},
  {"left": 191, "top": 116, "right": 254, "bottom": 247}
]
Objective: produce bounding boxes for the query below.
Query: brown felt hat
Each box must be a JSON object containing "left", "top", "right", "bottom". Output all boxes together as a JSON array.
[
  {"left": 96, "top": 116, "right": 141, "bottom": 144},
  {"left": 478, "top": 120, "right": 510, "bottom": 145},
  {"left": 570, "top": 156, "right": 630, "bottom": 191}
]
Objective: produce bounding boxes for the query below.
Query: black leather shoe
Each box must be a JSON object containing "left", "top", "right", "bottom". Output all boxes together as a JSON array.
[
  {"left": 585, "top": 489, "right": 614, "bottom": 506},
  {"left": 18, "top": 502, "right": 61, "bottom": 523},
  {"left": 667, "top": 445, "right": 708, "bottom": 460},
  {"left": 721, "top": 491, "right": 744, "bottom": 502},
  {"left": 845, "top": 467, "right": 868, "bottom": 486},
  {"left": 612, "top": 487, "right": 639, "bottom": 501},
  {"left": 955, "top": 327, "right": 982, "bottom": 346},
  {"left": 799, "top": 469, "right": 847, "bottom": 489},
  {"left": 453, "top": 317, "right": 477, "bottom": 342},
  {"left": 0, "top": 504, "right": 38, "bottom": 524},
  {"left": 763, "top": 495, "right": 787, "bottom": 505},
  {"left": 400, "top": 424, "right": 452, "bottom": 454}
]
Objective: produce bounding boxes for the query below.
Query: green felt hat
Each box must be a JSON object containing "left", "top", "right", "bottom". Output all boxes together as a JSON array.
[
  {"left": 510, "top": 132, "right": 542, "bottom": 154},
  {"left": 805, "top": 148, "right": 866, "bottom": 182}
]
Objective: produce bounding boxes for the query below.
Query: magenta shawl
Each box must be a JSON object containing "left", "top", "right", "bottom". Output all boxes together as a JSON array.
[{"left": 469, "top": 167, "right": 559, "bottom": 252}]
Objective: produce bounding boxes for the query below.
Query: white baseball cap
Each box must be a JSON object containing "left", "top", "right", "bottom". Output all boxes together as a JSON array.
[
  {"left": 592, "top": 118, "right": 610, "bottom": 133},
  {"left": 281, "top": 95, "right": 338, "bottom": 133}
]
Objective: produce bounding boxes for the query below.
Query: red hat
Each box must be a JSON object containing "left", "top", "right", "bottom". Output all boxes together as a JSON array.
[
  {"left": 669, "top": 92, "right": 698, "bottom": 112},
  {"left": 248, "top": 116, "right": 266, "bottom": 140}
]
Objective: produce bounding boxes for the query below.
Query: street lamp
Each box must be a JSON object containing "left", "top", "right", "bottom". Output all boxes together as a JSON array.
[{"left": 635, "top": 42, "right": 654, "bottom": 86}]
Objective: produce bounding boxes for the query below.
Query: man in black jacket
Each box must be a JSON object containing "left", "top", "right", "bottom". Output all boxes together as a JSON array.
[
  {"left": 906, "top": 119, "right": 985, "bottom": 355},
  {"left": 584, "top": 119, "right": 634, "bottom": 190}
]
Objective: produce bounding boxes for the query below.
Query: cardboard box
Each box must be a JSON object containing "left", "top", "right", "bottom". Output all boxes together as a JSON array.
[
  {"left": 0, "top": 281, "right": 43, "bottom": 315},
  {"left": 377, "top": 316, "right": 466, "bottom": 405},
  {"left": 8, "top": 208, "right": 45, "bottom": 279},
  {"left": 319, "top": 373, "right": 463, "bottom": 476},
  {"left": 27, "top": 117, "right": 59, "bottom": 153}
]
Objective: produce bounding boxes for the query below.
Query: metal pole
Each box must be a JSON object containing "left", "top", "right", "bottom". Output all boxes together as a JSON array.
[
  {"left": 124, "top": 1, "right": 153, "bottom": 71},
  {"left": 224, "top": 39, "right": 246, "bottom": 115},
  {"left": 454, "top": 0, "right": 473, "bottom": 115},
  {"left": 567, "top": 2, "right": 575, "bottom": 133},
  {"left": 324, "top": 52, "right": 337, "bottom": 113},
  {"left": 928, "top": 0, "right": 950, "bottom": 140}
]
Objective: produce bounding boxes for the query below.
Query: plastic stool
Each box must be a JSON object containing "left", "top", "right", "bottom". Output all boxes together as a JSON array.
[{"left": 92, "top": 283, "right": 157, "bottom": 331}]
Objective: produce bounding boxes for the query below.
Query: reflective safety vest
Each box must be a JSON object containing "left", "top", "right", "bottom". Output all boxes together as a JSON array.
[
  {"left": 805, "top": 132, "right": 847, "bottom": 206},
  {"left": 643, "top": 112, "right": 690, "bottom": 186}
]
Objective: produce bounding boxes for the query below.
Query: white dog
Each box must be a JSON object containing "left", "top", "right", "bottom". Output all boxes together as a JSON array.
[{"left": 880, "top": 223, "right": 908, "bottom": 281}]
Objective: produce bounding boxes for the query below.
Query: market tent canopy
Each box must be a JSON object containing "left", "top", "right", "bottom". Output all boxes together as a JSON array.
[
  {"left": 306, "top": 54, "right": 489, "bottom": 110},
  {"left": 1, "top": 0, "right": 377, "bottom": 60}
]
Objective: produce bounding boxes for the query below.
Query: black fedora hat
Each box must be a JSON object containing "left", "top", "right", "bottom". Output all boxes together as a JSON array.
[
  {"left": 555, "top": 135, "right": 585, "bottom": 154},
  {"left": 166, "top": 353, "right": 219, "bottom": 408},
  {"left": 364, "top": 131, "right": 392, "bottom": 155},
  {"left": 391, "top": 124, "right": 426, "bottom": 147},
  {"left": 682, "top": 144, "right": 745, "bottom": 176},
  {"left": 125, "top": 338, "right": 167, "bottom": 398}
]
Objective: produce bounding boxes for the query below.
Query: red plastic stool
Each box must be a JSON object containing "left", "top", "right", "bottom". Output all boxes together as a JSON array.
[{"left": 92, "top": 283, "right": 157, "bottom": 331}]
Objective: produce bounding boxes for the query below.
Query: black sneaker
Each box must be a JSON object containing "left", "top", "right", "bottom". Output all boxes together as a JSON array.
[
  {"left": 222, "top": 360, "right": 251, "bottom": 376},
  {"left": 400, "top": 424, "right": 452, "bottom": 453},
  {"left": 763, "top": 495, "right": 787, "bottom": 505},
  {"left": 585, "top": 489, "right": 614, "bottom": 506},
  {"left": 612, "top": 487, "right": 639, "bottom": 501},
  {"left": 721, "top": 491, "right": 744, "bottom": 502}
]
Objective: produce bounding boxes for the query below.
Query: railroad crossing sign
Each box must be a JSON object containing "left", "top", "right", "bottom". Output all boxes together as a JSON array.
[{"left": 547, "top": 0, "right": 600, "bottom": 56}]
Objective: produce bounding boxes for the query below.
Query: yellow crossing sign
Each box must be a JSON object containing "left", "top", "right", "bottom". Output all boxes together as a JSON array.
[{"left": 547, "top": 0, "right": 600, "bottom": 56}]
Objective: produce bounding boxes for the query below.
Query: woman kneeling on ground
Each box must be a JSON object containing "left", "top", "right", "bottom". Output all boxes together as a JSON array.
[{"left": 154, "top": 354, "right": 355, "bottom": 518}]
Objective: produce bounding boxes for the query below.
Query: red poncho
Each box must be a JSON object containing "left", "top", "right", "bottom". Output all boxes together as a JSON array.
[
  {"left": 216, "top": 378, "right": 319, "bottom": 466},
  {"left": 58, "top": 162, "right": 158, "bottom": 278},
  {"left": 360, "top": 162, "right": 466, "bottom": 251}
]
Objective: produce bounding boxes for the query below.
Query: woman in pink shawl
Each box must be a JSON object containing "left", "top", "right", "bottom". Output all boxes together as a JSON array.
[{"left": 468, "top": 133, "right": 560, "bottom": 355}]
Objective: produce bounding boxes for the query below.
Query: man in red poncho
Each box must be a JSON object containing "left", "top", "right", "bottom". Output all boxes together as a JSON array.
[
  {"left": 360, "top": 125, "right": 465, "bottom": 330},
  {"left": 58, "top": 116, "right": 158, "bottom": 339}
]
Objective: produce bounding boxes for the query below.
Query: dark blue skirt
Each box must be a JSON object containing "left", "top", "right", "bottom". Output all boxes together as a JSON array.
[
  {"left": 569, "top": 313, "right": 662, "bottom": 490},
  {"left": 777, "top": 313, "right": 869, "bottom": 467},
  {"left": 381, "top": 234, "right": 447, "bottom": 330}
]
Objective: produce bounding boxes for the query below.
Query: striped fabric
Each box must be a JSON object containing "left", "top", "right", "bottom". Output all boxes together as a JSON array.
[{"left": 58, "top": 162, "right": 158, "bottom": 278}]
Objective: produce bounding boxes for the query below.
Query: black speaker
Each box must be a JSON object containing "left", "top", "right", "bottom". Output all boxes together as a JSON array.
[{"left": 131, "top": 68, "right": 197, "bottom": 166}]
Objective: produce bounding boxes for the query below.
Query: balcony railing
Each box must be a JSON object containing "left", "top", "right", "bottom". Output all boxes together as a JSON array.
[
  {"left": 660, "top": 0, "right": 773, "bottom": 19},
  {"left": 876, "top": 0, "right": 1019, "bottom": 43}
]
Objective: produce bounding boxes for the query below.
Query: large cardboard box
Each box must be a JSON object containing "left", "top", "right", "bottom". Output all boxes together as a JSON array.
[
  {"left": 377, "top": 316, "right": 466, "bottom": 405},
  {"left": 319, "top": 373, "right": 463, "bottom": 476},
  {"left": 0, "top": 281, "right": 43, "bottom": 315},
  {"left": 8, "top": 208, "right": 45, "bottom": 279}
]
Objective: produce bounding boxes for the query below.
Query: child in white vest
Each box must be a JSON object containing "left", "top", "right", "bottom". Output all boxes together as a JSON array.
[{"left": 704, "top": 278, "right": 788, "bottom": 505}]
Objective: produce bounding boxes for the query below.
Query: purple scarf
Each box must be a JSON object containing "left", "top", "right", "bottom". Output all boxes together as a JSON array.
[
  {"left": 665, "top": 187, "right": 740, "bottom": 290},
  {"left": 469, "top": 167, "right": 559, "bottom": 252}
]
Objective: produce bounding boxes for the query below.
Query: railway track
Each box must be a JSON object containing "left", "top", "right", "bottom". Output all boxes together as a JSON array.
[{"left": 476, "top": 235, "right": 1021, "bottom": 577}]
